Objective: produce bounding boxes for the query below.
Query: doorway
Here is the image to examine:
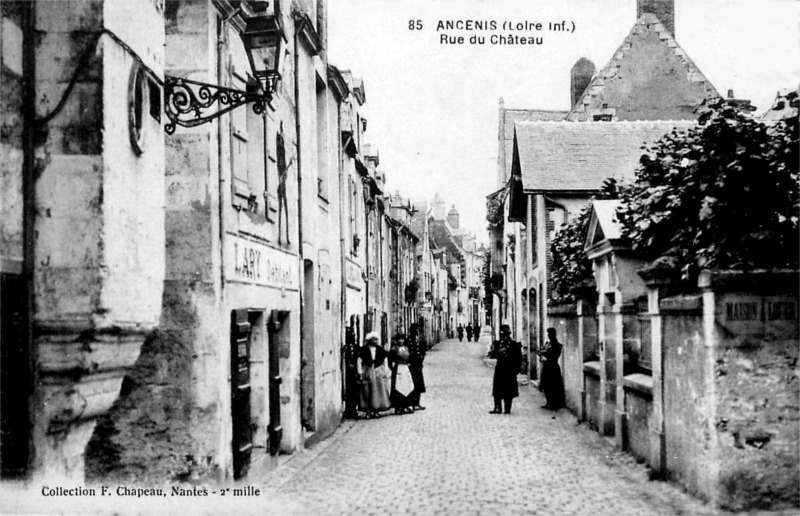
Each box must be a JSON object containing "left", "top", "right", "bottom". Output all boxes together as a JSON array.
[
  {"left": 1, "top": 271, "right": 30, "bottom": 479},
  {"left": 267, "top": 310, "right": 289, "bottom": 455},
  {"left": 230, "top": 310, "right": 254, "bottom": 479},
  {"left": 301, "top": 260, "right": 316, "bottom": 432}
]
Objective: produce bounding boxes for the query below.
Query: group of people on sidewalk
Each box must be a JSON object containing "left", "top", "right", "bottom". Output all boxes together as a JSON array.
[
  {"left": 456, "top": 323, "right": 479, "bottom": 342},
  {"left": 350, "top": 322, "right": 565, "bottom": 420},
  {"left": 356, "top": 327, "right": 427, "bottom": 419},
  {"left": 488, "top": 324, "right": 564, "bottom": 414}
]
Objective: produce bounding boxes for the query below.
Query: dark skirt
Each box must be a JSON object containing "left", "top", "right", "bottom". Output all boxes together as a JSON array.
[{"left": 540, "top": 362, "right": 565, "bottom": 409}]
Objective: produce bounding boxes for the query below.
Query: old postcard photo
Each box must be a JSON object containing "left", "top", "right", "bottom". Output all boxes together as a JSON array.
[{"left": 1, "top": 0, "right": 798, "bottom": 514}]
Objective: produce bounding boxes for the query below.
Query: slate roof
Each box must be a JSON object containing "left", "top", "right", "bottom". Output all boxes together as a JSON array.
[
  {"left": 514, "top": 120, "right": 696, "bottom": 193},
  {"left": 566, "top": 13, "right": 719, "bottom": 121},
  {"left": 500, "top": 108, "right": 568, "bottom": 183}
]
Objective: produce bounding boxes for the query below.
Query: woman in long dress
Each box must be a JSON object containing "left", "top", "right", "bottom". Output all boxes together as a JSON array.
[
  {"left": 388, "top": 335, "right": 415, "bottom": 414},
  {"left": 538, "top": 327, "right": 565, "bottom": 410},
  {"left": 357, "top": 332, "right": 391, "bottom": 418}
]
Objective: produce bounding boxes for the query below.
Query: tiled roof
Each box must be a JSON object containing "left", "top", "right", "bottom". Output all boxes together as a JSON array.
[
  {"left": 566, "top": 13, "right": 719, "bottom": 121},
  {"left": 514, "top": 120, "right": 696, "bottom": 192},
  {"left": 503, "top": 109, "right": 568, "bottom": 139},
  {"left": 500, "top": 108, "right": 568, "bottom": 183}
]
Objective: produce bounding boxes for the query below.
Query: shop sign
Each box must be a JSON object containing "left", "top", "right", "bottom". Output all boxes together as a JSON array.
[
  {"left": 226, "top": 235, "right": 298, "bottom": 290},
  {"left": 346, "top": 260, "right": 362, "bottom": 290}
]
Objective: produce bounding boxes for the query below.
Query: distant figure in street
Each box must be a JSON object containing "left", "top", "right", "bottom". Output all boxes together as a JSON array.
[
  {"left": 358, "top": 332, "right": 391, "bottom": 418},
  {"left": 466, "top": 323, "right": 473, "bottom": 342},
  {"left": 488, "top": 324, "right": 522, "bottom": 414},
  {"left": 538, "top": 328, "right": 565, "bottom": 410},
  {"left": 388, "top": 334, "right": 414, "bottom": 414},
  {"left": 407, "top": 324, "right": 427, "bottom": 411},
  {"left": 457, "top": 325, "right": 464, "bottom": 342}
]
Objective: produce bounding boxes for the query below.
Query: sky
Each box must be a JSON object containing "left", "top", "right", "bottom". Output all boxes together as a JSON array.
[{"left": 326, "top": 0, "right": 799, "bottom": 245}]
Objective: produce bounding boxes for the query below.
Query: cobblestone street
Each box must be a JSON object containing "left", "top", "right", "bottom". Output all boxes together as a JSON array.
[{"left": 256, "top": 335, "right": 720, "bottom": 516}]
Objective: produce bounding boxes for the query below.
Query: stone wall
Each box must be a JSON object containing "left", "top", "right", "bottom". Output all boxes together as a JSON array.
[
  {"left": 701, "top": 271, "right": 799, "bottom": 510},
  {"left": 86, "top": 0, "right": 218, "bottom": 483},
  {"left": 549, "top": 270, "right": 799, "bottom": 511}
]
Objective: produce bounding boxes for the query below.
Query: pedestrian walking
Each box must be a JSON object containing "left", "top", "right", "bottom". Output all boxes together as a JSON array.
[
  {"left": 358, "top": 332, "right": 391, "bottom": 419},
  {"left": 538, "top": 328, "right": 566, "bottom": 410},
  {"left": 457, "top": 325, "right": 464, "bottom": 342},
  {"left": 466, "top": 323, "right": 473, "bottom": 342},
  {"left": 407, "top": 324, "right": 426, "bottom": 411},
  {"left": 487, "top": 324, "right": 522, "bottom": 414},
  {"left": 388, "top": 335, "right": 415, "bottom": 414}
]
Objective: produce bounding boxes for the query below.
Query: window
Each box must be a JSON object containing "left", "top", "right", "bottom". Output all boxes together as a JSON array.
[
  {"left": 230, "top": 67, "right": 273, "bottom": 218},
  {"left": 349, "top": 178, "right": 359, "bottom": 255},
  {"left": 316, "top": 76, "right": 328, "bottom": 200},
  {"left": 245, "top": 88, "right": 266, "bottom": 215},
  {"left": 231, "top": 73, "right": 251, "bottom": 205}
]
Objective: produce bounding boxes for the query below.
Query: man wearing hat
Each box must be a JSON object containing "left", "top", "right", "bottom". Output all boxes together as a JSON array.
[{"left": 487, "top": 324, "right": 522, "bottom": 414}]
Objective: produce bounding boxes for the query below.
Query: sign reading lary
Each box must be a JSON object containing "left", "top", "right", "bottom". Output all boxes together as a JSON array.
[{"left": 226, "top": 235, "right": 298, "bottom": 290}]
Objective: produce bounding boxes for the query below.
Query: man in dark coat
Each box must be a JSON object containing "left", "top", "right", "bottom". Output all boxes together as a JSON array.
[
  {"left": 407, "top": 324, "right": 426, "bottom": 410},
  {"left": 488, "top": 324, "right": 522, "bottom": 414}
]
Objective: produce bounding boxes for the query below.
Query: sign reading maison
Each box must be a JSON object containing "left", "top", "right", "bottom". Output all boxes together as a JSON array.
[
  {"left": 226, "top": 235, "right": 298, "bottom": 290},
  {"left": 725, "top": 300, "right": 796, "bottom": 322}
]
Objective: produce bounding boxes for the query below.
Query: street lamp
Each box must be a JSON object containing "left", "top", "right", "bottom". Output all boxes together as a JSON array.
[
  {"left": 241, "top": 5, "right": 287, "bottom": 96},
  {"left": 164, "top": 2, "right": 287, "bottom": 134}
]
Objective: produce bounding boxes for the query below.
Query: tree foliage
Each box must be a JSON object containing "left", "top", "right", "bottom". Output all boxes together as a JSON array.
[
  {"left": 616, "top": 100, "right": 799, "bottom": 283},
  {"left": 550, "top": 179, "right": 622, "bottom": 303},
  {"left": 550, "top": 205, "right": 594, "bottom": 303}
]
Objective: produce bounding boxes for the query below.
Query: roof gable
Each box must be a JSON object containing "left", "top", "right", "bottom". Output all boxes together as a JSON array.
[
  {"left": 566, "top": 14, "right": 719, "bottom": 122},
  {"left": 513, "top": 120, "right": 696, "bottom": 193},
  {"left": 584, "top": 200, "right": 626, "bottom": 259}
]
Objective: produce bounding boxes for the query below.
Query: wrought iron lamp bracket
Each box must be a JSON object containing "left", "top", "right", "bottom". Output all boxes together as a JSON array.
[{"left": 164, "top": 75, "right": 270, "bottom": 134}]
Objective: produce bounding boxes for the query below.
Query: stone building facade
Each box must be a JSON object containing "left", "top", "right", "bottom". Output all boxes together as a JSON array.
[
  {"left": 83, "top": 0, "right": 319, "bottom": 482},
  {"left": 386, "top": 192, "right": 419, "bottom": 339},
  {"left": 1, "top": 0, "right": 166, "bottom": 482},
  {"left": 1, "top": 0, "right": 419, "bottom": 485},
  {"left": 420, "top": 194, "right": 484, "bottom": 339}
]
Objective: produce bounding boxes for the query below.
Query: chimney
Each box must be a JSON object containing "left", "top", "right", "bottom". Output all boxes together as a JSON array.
[
  {"left": 725, "top": 89, "right": 755, "bottom": 112},
  {"left": 570, "top": 58, "right": 595, "bottom": 108},
  {"left": 637, "top": 0, "right": 675, "bottom": 36}
]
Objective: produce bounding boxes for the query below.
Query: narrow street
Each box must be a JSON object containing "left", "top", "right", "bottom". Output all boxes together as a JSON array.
[{"left": 256, "top": 335, "right": 715, "bottom": 516}]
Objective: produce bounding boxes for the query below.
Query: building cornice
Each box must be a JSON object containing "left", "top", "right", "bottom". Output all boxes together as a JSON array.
[
  {"left": 294, "top": 12, "right": 322, "bottom": 55},
  {"left": 327, "top": 65, "right": 349, "bottom": 101}
]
